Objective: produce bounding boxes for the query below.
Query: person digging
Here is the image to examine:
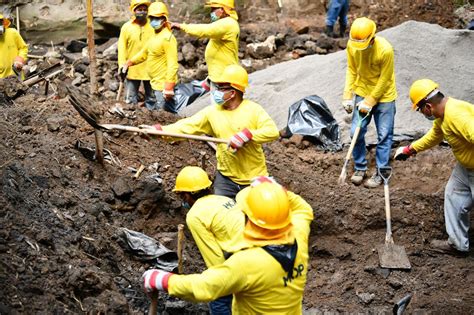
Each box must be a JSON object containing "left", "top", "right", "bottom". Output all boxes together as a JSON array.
[
  {"left": 148, "top": 64, "right": 280, "bottom": 199},
  {"left": 342, "top": 17, "right": 397, "bottom": 188},
  {"left": 172, "top": 166, "right": 245, "bottom": 314},
  {"left": 142, "top": 177, "right": 314, "bottom": 314},
  {"left": 395, "top": 79, "right": 474, "bottom": 256}
]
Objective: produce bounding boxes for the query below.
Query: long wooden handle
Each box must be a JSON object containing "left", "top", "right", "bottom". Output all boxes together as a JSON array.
[
  {"left": 344, "top": 126, "right": 361, "bottom": 162},
  {"left": 177, "top": 224, "right": 185, "bottom": 274},
  {"left": 384, "top": 183, "right": 393, "bottom": 244},
  {"left": 148, "top": 291, "right": 158, "bottom": 315},
  {"left": 116, "top": 81, "right": 123, "bottom": 101},
  {"left": 101, "top": 124, "right": 228, "bottom": 144}
]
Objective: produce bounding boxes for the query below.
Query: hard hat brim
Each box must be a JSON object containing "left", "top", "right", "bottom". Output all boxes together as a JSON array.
[{"left": 348, "top": 38, "right": 371, "bottom": 50}]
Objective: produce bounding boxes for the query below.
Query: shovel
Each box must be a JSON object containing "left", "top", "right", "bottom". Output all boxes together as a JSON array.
[
  {"left": 338, "top": 109, "right": 369, "bottom": 185},
  {"left": 376, "top": 167, "right": 411, "bottom": 270},
  {"left": 67, "top": 86, "right": 228, "bottom": 144}
]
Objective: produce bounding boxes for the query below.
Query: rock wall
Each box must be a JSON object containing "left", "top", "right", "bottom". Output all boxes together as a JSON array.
[{"left": 0, "top": 0, "right": 457, "bottom": 44}]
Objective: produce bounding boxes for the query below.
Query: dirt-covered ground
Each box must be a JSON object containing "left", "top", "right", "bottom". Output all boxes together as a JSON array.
[{"left": 1, "top": 93, "right": 473, "bottom": 314}]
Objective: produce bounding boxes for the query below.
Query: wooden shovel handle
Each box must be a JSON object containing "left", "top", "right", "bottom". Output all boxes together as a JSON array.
[
  {"left": 101, "top": 124, "right": 228, "bottom": 144},
  {"left": 148, "top": 291, "right": 158, "bottom": 315}
]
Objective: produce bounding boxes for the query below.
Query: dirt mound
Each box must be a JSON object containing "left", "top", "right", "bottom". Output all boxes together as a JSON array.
[
  {"left": 185, "top": 21, "right": 474, "bottom": 143},
  {"left": 1, "top": 90, "right": 474, "bottom": 313}
]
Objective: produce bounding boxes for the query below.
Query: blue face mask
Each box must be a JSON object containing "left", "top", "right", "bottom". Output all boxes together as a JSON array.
[
  {"left": 181, "top": 201, "right": 191, "bottom": 210},
  {"left": 211, "top": 90, "right": 233, "bottom": 106},
  {"left": 210, "top": 12, "right": 219, "bottom": 22},
  {"left": 150, "top": 19, "right": 164, "bottom": 30}
]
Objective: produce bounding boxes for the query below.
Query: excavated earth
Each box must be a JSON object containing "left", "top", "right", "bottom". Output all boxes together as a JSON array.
[{"left": 0, "top": 93, "right": 473, "bottom": 314}]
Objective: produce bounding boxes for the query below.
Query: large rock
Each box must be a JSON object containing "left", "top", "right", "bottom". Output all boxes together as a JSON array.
[
  {"left": 246, "top": 35, "right": 276, "bottom": 59},
  {"left": 183, "top": 21, "right": 474, "bottom": 143}
]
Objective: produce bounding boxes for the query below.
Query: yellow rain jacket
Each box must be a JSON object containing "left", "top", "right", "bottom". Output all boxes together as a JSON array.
[
  {"left": 186, "top": 195, "right": 245, "bottom": 267},
  {"left": 168, "top": 192, "right": 313, "bottom": 314},
  {"left": 0, "top": 27, "right": 28, "bottom": 78},
  {"left": 118, "top": 19, "right": 154, "bottom": 80},
  {"left": 343, "top": 36, "right": 397, "bottom": 106},
  {"left": 130, "top": 27, "right": 178, "bottom": 91},
  {"left": 180, "top": 16, "right": 239, "bottom": 82},
  {"left": 162, "top": 100, "right": 279, "bottom": 185},
  {"left": 412, "top": 98, "right": 474, "bottom": 169}
]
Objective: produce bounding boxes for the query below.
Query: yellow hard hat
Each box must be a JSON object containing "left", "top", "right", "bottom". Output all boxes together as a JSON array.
[
  {"left": 148, "top": 2, "right": 169, "bottom": 19},
  {"left": 173, "top": 166, "right": 212, "bottom": 192},
  {"left": 348, "top": 17, "right": 376, "bottom": 50},
  {"left": 205, "top": 0, "right": 235, "bottom": 9},
  {"left": 130, "top": 0, "right": 151, "bottom": 12},
  {"left": 215, "top": 64, "right": 248, "bottom": 92},
  {"left": 409, "top": 79, "right": 439, "bottom": 110},
  {"left": 0, "top": 14, "right": 11, "bottom": 28},
  {"left": 237, "top": 182, "right": 291, "bottom": 230}
]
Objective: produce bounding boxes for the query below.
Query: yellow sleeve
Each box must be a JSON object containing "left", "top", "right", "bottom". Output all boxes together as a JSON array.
[
  {"left": 451, "top": 105, "right": 474, "bottom": 144},
  {"left": 15, "top": 32, "right": 28, "bottom": 60},
  {"left": 365, "top": 48, "right": 395, "bottom": 106},
  {"left": 130, "top": 46, "right": 148, "bottom": 65},
  {"left": 118, "top": 25, "right": 128, "bottom": 66},
  {"left": 249, "top": 105, "right": 279, "bottom": 144},
  {"left": 164, "top": 36, "right": 179, "bottom": 85},
  {"left": 168, "top": 257, "right": 247, "bottom": 302},
  {"left": 181, "top": 20, "right": 228, "bottom": 40},
  {"left": 288, "top": 192, "right": 314, "bottom": 233},
  {"left": 162, "top": 107, "right": 213, "bottom": 138},
  {"left": 186, "top": 211, "right": 225, "bottom": 268},
  {"left": 411, "top": 120, "right": 444, "bottom": 152},
  {"left": 343, "top": 49, "right": 356, "bottom": 100}
]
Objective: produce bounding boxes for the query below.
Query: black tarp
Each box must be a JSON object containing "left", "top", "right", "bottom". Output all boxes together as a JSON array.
[{"left": 286, "top": 95, "right": 342, "bottom": 151}]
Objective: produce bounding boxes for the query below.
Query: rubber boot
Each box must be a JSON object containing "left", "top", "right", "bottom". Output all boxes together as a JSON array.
[
  {"left": 325, "top": 25, "right": 335, "bottom": 38},
  {"left": 339, "top": 23, "right": 347, "bottom": 38}
]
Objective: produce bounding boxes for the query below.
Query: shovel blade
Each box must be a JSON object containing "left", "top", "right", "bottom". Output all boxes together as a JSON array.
[{"left": 377, "top": 243, "right": 411, "bottom": 270}]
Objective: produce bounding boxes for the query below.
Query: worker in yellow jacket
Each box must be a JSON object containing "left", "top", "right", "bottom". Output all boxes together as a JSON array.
[
  {"left": 118, "top": 0, "right": 156, "bottom": 109},
  {"left": 394, "top": 79, "right": 474, "bottom": 256},
  {"left": 151, "top": 65, "right": 279, "bottom": 199},
  {"left": 124, "top": 2, "right": 178, "bottom": 111},
  {"left": 143, "top": 178, "right": 314, "bottom": 314},
  {"left": 171, "top": 0, "right": 239, "bottom": 89},
  {"left": 173, "top": 166, "right": 245, "bottom": 314},
  {"left": 342, "top": 17, "right": 397, "bottom": 188},
  {"left": 0, "top": 13, "right": 28, "bottom": 79}
]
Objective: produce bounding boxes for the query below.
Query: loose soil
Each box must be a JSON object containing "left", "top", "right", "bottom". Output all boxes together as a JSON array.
[{"left": 0, "top": 94, "right": 473, "bottom": 314}]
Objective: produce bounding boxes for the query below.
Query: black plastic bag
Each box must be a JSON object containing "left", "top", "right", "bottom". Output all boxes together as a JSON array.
[
  {"left": 286, "top": 95, "right": 342, "bottom": 152},
  {"left": 165, "top": 80, "right": 208, "bottom": 114},
  {"left": 120, "top": 228, "right": 178, "bottom": 272}
]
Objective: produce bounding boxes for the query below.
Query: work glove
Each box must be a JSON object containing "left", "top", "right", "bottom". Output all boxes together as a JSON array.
[
  {"left": 394, "top": 145, "right": 416, "bottom": 161},
  {"left": 342, "top": 99, "right": 354, "bottom": 114},
  {"left": 356, "top": 99, "right": 372, "bottom": 114},
  {"left": 142, "top": 269, "right": 174, "bottom": 293},
  {"left": 118, "top": 60, "right": 133, "bottom": 81},
  {"left": 163, "top": 83, "right": 175, "bottom": 102},
  {"left": 228, "top": 128, "right": 252, "bottom": 151},
  {"left": 170, "top": 22, "right": 181, "bottom": 30},
  {"left": 13, "top": 56, "right": 25, "bottom": 70}
]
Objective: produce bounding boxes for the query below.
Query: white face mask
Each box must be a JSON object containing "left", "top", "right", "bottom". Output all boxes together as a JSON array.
[{"left": 0, "top": 25, "right": 4, "bottom": 36}]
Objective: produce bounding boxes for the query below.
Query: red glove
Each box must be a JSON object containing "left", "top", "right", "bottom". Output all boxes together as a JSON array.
[
  {"left": 394, "top": 145, "right": 416, "bottom": 161},
  {"left": 143, "top": 269, "right": 174, "bottom": 293},
  {"left": 153, "top": 124, "right": 163, "bottom": 131},
  {"left": 228, "top": 128, "right": 252, "bottom": 151}
]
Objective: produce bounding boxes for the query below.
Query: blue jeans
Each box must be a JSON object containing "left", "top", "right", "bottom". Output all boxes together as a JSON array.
[
  {"left": 444, "top": 163, "right": 474, "bottom": 251},
  {"left": 326, "top": 0, "right": 349, "bottom": 27},
  {"left": 209, "top": 295, "right": 232, "bottom": 315},
  {"left": 350, "top": 95, "right": 396, "bottom": 171},
  {"left": 125, "top": 79, "right": 155, "bottom": 109},
  {"left": 152, "top": 90, "right": 175, "bottom": 111}
]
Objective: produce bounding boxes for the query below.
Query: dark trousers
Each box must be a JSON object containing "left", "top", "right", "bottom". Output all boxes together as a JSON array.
[{"left": 213, "top": 171, "right": 248, "bottom": 200}]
